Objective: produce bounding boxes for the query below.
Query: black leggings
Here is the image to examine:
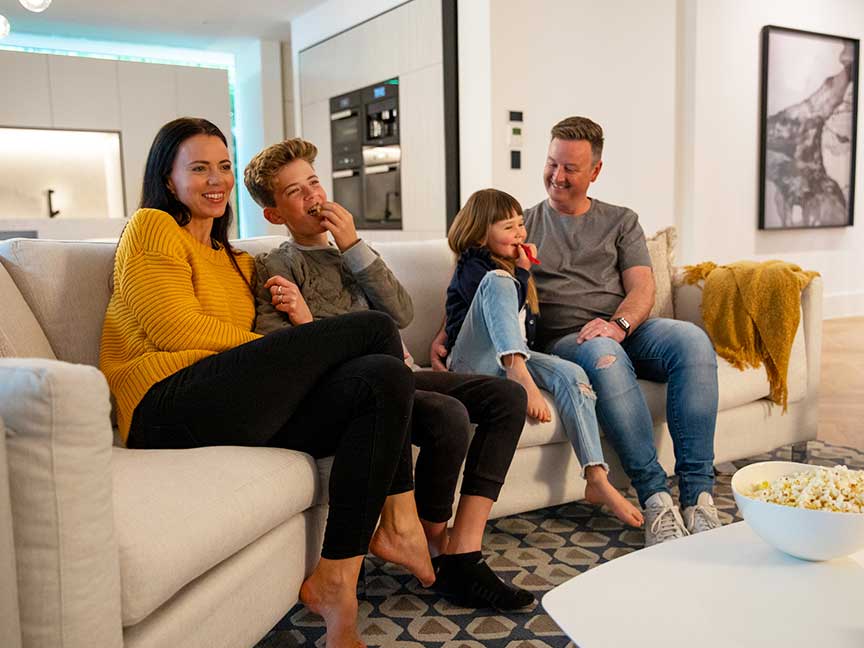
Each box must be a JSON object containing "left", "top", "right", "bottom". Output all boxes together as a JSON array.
[
  {"left": 127, "top": 311, "right": 415, "bottom": 559},
  {"left": 408, "top": 372, "right": 527, "bottom": 522}
]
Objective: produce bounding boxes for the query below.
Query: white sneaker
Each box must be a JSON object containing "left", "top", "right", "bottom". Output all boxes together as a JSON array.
[
  {"left": 643, "top": 491, "right": 689, "bottom": 547},
  {"left": 683, "top": 492, "right": 722, "bottom": 535}
]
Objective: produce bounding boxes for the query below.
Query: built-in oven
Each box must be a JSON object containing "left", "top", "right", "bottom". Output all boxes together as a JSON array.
[
  {"left": 330, "top": 92, "right": 363, "bottom": 171},
  {"left": 332, "top": 169, "right": 363, "bottom": 221},
  {"left": 362, "top": 146, "right": 401, "bottom": 224}
]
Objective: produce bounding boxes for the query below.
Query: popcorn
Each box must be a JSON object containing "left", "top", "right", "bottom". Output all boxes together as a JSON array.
[{"left": 749, "top": 465, "right": 864, "bottom": 513}]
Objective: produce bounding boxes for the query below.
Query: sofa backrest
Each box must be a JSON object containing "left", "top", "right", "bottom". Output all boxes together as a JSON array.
[
  {"left": 0, "top": 236, "right": 456, "bottom": 369},
  {"left": 0, "top": 239, "right": 117, "bottom": 367},
  {"left": 229, "top": 237, "right": 455, "bottom": 367},
  {"left": 364, "top": 239, "right": 455, "bottom": 366}
]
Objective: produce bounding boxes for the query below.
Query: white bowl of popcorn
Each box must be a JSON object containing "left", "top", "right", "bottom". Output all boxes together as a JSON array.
[{"left": 731, "top": 461, "right": 864, "bottom": 561}]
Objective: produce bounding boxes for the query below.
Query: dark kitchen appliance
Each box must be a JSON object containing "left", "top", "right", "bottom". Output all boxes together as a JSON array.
[{"left": 329, "top": 78, "right": 401, "bottom": 229}]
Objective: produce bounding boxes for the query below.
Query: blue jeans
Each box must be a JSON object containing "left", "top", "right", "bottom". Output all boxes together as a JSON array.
[
  {"left": 449, "top": 271, "right": 608, "bottom": 475},
  {"left": 549, "top": 317, "right": 718, "bottom": 507}
]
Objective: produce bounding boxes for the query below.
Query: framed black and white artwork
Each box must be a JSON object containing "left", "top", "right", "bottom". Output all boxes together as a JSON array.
[{"left": 759, "top": 25, "right": 859, "bottom": 229}]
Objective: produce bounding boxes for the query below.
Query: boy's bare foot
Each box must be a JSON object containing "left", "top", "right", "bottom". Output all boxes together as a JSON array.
[
  {"left": 300, "top": 560, "right": 366, "bottom": 648},
  {"left": 370, "top": 519, "right": 436, "bottom": 587},
  {"left": 585, "top": 472, "right": 644, "bottom": 527},
  {"left": 504, "top": 360, "right": 551, "bottom": 422}
]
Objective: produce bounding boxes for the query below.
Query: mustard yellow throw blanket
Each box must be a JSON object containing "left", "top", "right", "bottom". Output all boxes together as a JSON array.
[{"left": 682, "top": 260, "right": 819, "bottom": 410}]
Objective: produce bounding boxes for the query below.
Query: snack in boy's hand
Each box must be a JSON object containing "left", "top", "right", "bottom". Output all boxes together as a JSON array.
[{"left": 520, "top": 243, "right": 541, "bottom": 265}]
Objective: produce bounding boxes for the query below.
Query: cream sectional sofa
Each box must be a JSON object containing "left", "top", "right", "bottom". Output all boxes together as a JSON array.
[{"left": 0, "top": 234, "right": 822, "bottom": 648}]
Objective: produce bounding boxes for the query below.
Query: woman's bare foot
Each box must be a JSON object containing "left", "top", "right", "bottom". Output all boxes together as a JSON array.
[
  {"left": 584, "top": 469, "right": 644, "bottom": 527},
  {"left": 504, "top": 355, "right": 551, "bottom": 422},
  {"left": 300, "top": 558, "right": 366, "bottom": 648},
  {"left": 371, "top": 492, "right": 436, "bottom": 586}
]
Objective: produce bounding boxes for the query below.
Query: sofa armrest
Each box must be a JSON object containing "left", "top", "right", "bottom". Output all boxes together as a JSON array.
[
  {"left": 0, "top": 418, "right": 22, "bottom": 648},
  {"left": 672, "top": 271, "right": 824, "bottom": 414},
  {"left": 800, "top": 276, "right": 823, "bottom": 429},
  {"left": 0, "top": 359, "right": 122, "bottom": 648}
]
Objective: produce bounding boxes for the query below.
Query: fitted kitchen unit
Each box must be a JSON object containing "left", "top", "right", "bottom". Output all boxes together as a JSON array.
[
  {"left": 298, "top": 0, "right": 447, "bottom": 241},
  {"left": 330, "top": 79, "right": 402, "bottom": 229}
]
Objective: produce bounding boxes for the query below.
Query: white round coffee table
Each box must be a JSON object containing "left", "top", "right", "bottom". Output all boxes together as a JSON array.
[{"left": 542, "top": 521, "right": 863, "bottom": 647}]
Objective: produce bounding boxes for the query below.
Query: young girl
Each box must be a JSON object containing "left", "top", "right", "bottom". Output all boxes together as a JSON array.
[{"left": 444, "top": 188, "right": 643, "bottom": 527}]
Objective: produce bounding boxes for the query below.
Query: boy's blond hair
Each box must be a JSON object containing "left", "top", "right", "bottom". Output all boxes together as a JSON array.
[
  {"left": 447, "top": 188, "right": 539, "bottom": 314},
  {"left": 244, "top": 138, "right": 318, "bottom": 208}
]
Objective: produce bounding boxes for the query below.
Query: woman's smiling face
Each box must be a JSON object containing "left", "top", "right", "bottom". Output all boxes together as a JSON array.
[{"left": 167, "top": 134, "right": 234, "bottom": 222}]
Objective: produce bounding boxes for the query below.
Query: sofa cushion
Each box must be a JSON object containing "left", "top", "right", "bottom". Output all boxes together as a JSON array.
[
  {"left": 111, "top": 445, "right": 319, "bottom": 626},
  {"left": 0, "top": 239, "right": 116, "bottom": 367},
  {"left": 364, "top": 239, "right": 455, "bottom": 366},
  {"left": 510, "top": 321, "right": 806, "bottom": 447},
  {"left": 645, "top": 227, "right": 676, "bottom": 319},
  {"left": 0, "top": 261, "right": 55, "bottom": 360}
]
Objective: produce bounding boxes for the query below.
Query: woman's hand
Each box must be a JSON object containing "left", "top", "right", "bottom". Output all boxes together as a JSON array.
[
  {"left": 264, "top": 275, "right": 314, "bottom": 326},
  {"left": 320, "top": 201, "right": 359, "bottom": 252},
  {"left": 516, "top": 243, "right": 537, "bottom": 271}
]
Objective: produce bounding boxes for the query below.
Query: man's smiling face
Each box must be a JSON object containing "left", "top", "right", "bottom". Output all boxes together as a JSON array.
[{"left": 543, "top": 138, "right": 602, "bottom": 213}]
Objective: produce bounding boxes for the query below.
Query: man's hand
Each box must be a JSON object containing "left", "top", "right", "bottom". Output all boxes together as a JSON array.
[
  {"left": 264, "top": 275, "right": 314, "bottom": 326},
  {"left": 576, "top": 318, "right": 626, "bottom": 344},
  {"left": 429, "top": 327, "right": 449, "bottom": 371},
  {"left": 516, "top": 243, "right": 537, "bottom": 271},
  {"left": 319, "top": 201, "right": 359, "bottom": 252}
]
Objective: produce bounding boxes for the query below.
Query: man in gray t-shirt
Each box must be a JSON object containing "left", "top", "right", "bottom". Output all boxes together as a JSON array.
[
  {"left": 525, "top": 198, "right": 651, "bottom": 349},
  {"left": 526, "top": 117, "right": 721, "bottom": 546}
]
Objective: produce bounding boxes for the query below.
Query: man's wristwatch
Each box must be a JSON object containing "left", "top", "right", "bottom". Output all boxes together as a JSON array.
[{"left": 612, "top": 317, "right": 631, "bottom": 337}]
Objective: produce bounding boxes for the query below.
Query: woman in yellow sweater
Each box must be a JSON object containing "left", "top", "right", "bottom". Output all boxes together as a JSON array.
[{"left": 100, "top": 117, "right": 433, "bottom": 648}]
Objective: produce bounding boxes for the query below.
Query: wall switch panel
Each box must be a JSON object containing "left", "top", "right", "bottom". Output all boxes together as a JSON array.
[{"left": 510, "top": 150, "right": 521, "bottom": 169}]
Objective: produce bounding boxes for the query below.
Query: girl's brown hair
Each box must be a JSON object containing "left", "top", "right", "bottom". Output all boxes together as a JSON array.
[{"left": 447, "top": 188, "right": 539, "bottom": 314}]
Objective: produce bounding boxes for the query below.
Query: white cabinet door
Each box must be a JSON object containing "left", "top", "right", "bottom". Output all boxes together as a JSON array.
[
  {"left": 118, "top": 61, "right": 178, "bottom": 216},
  {"left": 49, "top": 57, "right": 121, "bottom": 130},
  {"left": 0, "top": 51, "right": 52, "bottom": 128},
  {"left": 174, "top": 66, "right": 232, "bottom": 152}
]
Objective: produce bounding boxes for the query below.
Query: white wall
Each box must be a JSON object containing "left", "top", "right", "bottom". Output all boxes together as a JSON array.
[
  {"left": 0, "top": 50, "right": 232, "bottom": 238},
  {"left": 686, "top": 0, "right": 864, "bottom": 318},
  {"left": 232, "top": 39, "right": 286, "bottom": 237},
  {"left": 296, "top": 0, "right": 447, "bottom": 241},
  {"left": 457, "top": 0, "right": 494, "bottom": 199},
  {"left": 459, "top": 0, "right": 863, "bottom": 318},
  {"left": 477, "top": 0, "right": 680, "bottom": 237}
]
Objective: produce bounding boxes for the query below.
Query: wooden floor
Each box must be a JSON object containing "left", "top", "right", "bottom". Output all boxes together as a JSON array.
[{"left": 818, "top": 317, "right": 864, "bottom": 451}]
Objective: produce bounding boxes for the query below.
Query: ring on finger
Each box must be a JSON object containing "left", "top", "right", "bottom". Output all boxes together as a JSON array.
[{"left": 277, "top": 285, "right": 282, "bottom": 295}]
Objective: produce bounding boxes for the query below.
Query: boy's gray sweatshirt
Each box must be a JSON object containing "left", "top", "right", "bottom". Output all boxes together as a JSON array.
[{"left": 253, "top": 239, "right": 414, "bottom": 335}]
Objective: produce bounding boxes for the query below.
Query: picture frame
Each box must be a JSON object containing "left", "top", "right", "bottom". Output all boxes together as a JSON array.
[{"left": 759, "top": 25, "right": 859, "bottom": 230}]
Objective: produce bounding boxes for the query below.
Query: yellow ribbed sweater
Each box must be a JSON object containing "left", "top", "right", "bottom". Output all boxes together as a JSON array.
[{"left": 99, "top": 208, "right": 260, "bottom": 444}]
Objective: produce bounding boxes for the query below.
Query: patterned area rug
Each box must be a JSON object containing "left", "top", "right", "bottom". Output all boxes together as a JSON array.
[{"left": 255, "top": 441, "right": 864, "bottom": 648}]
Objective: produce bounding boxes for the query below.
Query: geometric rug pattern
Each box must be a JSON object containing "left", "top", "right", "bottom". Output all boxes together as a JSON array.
[{"left": 255, "top": 440, "right": 864, "bottom": 647}]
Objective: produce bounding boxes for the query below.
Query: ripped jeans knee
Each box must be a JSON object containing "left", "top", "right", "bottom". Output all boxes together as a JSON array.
[{"left": 595, "top": 354, "right": 617, "bottom": 370}]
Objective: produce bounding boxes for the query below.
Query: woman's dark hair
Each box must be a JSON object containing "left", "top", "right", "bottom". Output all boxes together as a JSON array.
[{"left": 140, "top": 117, "right": 252, "bottom": 291}]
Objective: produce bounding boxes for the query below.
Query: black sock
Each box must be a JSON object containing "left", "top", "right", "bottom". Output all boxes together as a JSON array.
[{"left": 432, "top": 551, "right": 535, "bottom": 611}]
